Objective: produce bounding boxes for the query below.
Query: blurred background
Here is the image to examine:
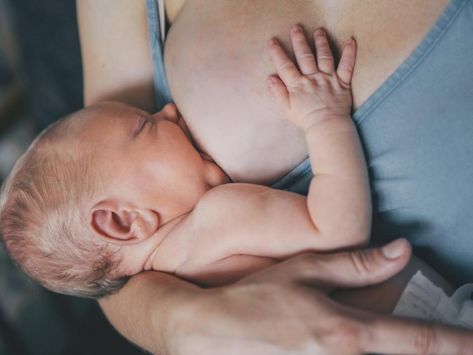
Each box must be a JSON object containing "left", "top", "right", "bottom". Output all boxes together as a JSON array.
[{"left": 0, "top": 1, "right": 146, "bottom": 354}]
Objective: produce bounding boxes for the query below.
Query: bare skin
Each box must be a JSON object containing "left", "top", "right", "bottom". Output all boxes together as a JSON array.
[{"left": 77, "top": 0, "right": 473, "bottom": 354}]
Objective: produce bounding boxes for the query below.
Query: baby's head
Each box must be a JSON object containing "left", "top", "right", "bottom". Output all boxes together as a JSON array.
[{"left": 0, "top": 102, "right": 223, "bottom": 299}]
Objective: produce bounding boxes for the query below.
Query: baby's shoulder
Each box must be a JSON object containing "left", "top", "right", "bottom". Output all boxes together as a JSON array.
[
  {"left": 190, "top": 183, "right": 274, "bottom": 228},
  {"left": 192, "top": 182, "right": 299, "bottom": 227},
  {"left": 197, "top": 183, "right": 275, "bottom": 207}
]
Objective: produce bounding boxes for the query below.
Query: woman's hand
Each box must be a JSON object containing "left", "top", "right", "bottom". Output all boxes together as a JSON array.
[{"left": 164, "top": 239, "right": 473, "bottom": 355}]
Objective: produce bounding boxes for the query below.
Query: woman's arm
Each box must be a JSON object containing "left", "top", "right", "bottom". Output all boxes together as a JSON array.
[
  {"left": 77, "top": 0, "right": 157, "bottom": 111},
  {"left": 99, "top": 271, "right": 200, "bottom": 354},
  {"left": 101, "top": 240, "right": 473, "bottom": 354}
]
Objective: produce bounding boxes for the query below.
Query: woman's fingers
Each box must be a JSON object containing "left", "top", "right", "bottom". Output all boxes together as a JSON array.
[
  {"left": 337, "top": 38, "right": 357, "bottom": 87},
  {"left": 314, "top": 28, "right": 335, "bottom": 74},
  {"left": 245, "top": 239, "right": 412, "bottom": 293},
  {"left": 288, "top": 239, "right": 412, "bottom": 291},
  {"left": 365, "top": 315, "right": 473, "bottom": 354},
  {"left": 230, "top": 240, "right": 473, "bottom": 355},
  {"left": 290, "top": 25, "right": 318, "bottom": 75},
  {"left": 286, "top": 240, "right": 473, "bottom": 354},
  {"left": 267, "top": 38, "right": 301, "bottom": 87}
]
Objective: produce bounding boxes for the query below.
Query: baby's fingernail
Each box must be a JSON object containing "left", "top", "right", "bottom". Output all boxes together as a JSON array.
[
  {"left": 268, "top": 38, "right": 277, "bottom": 46},
  {"left": 292, "top": 25, "right": 302, "bottom": 33},
  {"left": 382, "top": 239, "right": 408, "bottom": 259},
  {"left": 315, "top": 28, "right": 325, "bottom": 36}
]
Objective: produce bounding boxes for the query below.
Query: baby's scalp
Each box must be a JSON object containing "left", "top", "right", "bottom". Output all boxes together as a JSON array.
[{"left": 0, "top": 108, "right": 128, "bottom": 299}]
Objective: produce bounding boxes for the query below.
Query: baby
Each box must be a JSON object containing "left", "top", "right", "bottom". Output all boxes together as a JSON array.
[{"left": 0, "top": 28, "right": 370, "bottom": 298}]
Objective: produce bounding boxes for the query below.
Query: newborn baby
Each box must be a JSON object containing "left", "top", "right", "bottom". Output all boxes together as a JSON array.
[{"left": 0, "top": 29, "right": 370, "bottom": 298}]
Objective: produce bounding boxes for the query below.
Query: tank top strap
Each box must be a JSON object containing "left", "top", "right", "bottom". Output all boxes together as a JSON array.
[{"left": 145, "top": 0, "right": 173, "bottom": 109}]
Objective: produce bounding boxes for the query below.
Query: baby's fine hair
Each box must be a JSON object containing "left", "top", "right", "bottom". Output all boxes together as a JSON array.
[{"left": 0, "top": 111, "right": 128, "bottom": 299}]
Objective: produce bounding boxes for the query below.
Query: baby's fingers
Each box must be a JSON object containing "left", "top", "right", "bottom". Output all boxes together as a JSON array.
[
  {"left": 337, "top": 38, "right": 357, "bottom": 87},
  {"left": 314, "top": 29, "right": 335, "bottom": 74},
  {"left": 267, "top": 76, "right": 289, "bottom": 112},
  {"left": 290, "top": 25, "right": 318, "bottom": 75},
  {"left": 268, "top": 38, "right": 301, "bottom": 87}
]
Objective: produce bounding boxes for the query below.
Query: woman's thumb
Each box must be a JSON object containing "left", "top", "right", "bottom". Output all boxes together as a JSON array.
[{"left": 295, "top": 239, "right": 412, "bottom": 289}]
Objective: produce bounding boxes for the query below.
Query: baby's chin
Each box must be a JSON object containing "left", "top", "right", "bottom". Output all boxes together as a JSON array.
[{"left": 203, "top": 159, "right": 232, "bottom": 186}]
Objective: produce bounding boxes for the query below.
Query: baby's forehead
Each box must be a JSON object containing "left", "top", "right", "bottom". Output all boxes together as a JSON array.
[
  {"left": 91, "top": 102, "right": 146, "bottom": 119},
  {"left": 66, "top": 104, "right": 133, "bottom": 132},
  {"left": 37, "top": 102, "right": 148, "bottom": 155}
]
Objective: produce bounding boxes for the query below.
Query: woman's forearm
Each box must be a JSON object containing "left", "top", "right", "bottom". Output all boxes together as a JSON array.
[
  {"left": 99, "top": 271, "right": 201, "bottom": 354},
  {"left": 77, "top": 0, "right": 157, "bottom": 111}
]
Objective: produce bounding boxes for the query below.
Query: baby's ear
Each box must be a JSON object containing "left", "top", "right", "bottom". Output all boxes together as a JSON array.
[{"left": 89, "top": 200, "right": 160, "bottom": 245}]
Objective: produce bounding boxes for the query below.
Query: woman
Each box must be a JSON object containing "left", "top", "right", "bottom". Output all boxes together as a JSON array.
[{"left": 77, "top": 0, "right": 473, "bottom": 353}]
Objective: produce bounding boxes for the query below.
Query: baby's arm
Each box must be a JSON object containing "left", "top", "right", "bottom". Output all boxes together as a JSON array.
[
  {"left": 176, "top": 28, "right": 370, "bottom": 284},
  {"left": 267, "top": 27, "right": 371, "bottom": 248}
]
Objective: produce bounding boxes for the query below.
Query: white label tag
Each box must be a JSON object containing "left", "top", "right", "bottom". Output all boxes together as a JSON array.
[{"left": 393, "top": 271, "right": 473, "bottom": 329}]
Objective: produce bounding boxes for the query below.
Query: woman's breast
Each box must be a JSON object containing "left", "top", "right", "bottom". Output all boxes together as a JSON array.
[{"left": 164, "top": 0, "right": 449, "bottom": 184}]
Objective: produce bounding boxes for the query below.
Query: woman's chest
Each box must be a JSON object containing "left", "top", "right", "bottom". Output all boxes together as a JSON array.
[{"left": 164, "top": 0, "right": 449, "bottom": 183}]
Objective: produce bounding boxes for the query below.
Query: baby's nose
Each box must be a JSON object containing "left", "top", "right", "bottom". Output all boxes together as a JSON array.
[{"left": 163, "top": 103, "right": 178, "bottom": 116}]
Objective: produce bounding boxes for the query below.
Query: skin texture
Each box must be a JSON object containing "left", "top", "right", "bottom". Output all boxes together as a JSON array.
[{"left": 77, "top": 0, "right": 473, "bottom": 353}]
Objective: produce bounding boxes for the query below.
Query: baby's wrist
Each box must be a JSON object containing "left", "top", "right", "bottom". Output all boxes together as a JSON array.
[{"left": 302, "top": 113, "right": 354, "bottom": 135}]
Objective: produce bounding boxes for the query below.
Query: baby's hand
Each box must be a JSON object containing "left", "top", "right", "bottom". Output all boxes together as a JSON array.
[{"left": 267, "top": 26, "right": 356, "bottom": 131}]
